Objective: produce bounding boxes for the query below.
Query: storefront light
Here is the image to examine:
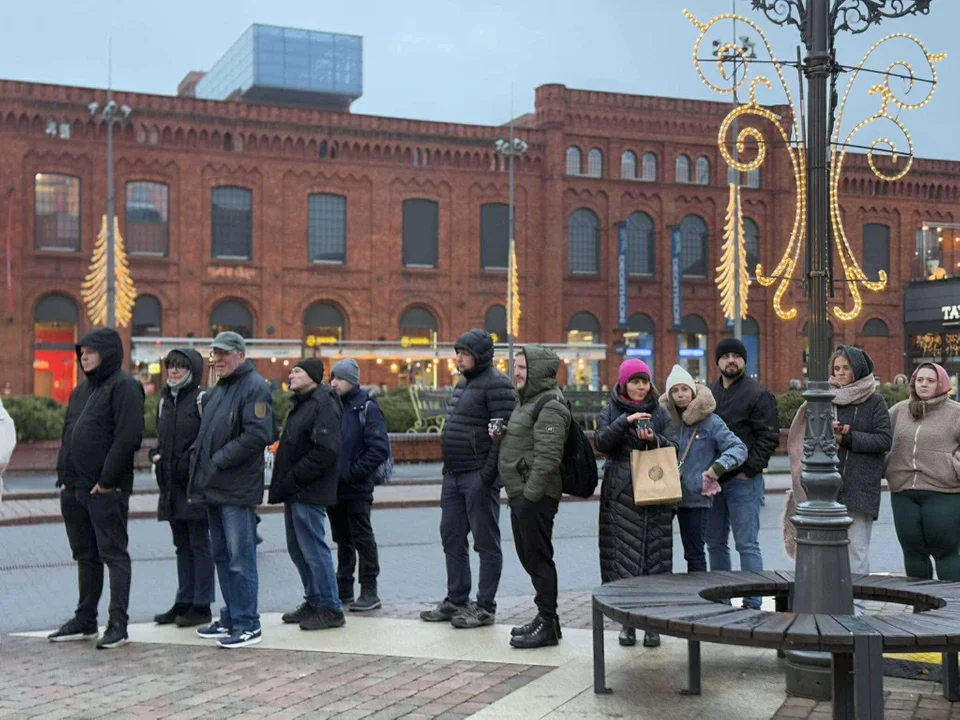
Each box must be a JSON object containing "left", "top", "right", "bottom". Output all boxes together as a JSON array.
[
  {"left": 376, "top": 358, "right": 383, "bottom": 365},
  {"left": 283, "top": 360, "right": 289, "bottom": 366},
  {"left": 390, "top": 363, "right": 399, "bottom": 373}
]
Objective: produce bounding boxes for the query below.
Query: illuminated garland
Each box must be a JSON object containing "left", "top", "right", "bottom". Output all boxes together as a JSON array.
[
  {"left": 508, "top": 245, "right": 521, "bottom": 337},
  {"left": 716, "top": 183, "right": 751, "bottom": 320},
  {"left": 81, "top": 214, "right": 137, "bottom": 327}
]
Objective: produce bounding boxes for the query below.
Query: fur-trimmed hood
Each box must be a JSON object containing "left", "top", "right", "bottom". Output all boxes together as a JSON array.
[{"left": 660, "top": 385, "right": 717, "bottom": 427}]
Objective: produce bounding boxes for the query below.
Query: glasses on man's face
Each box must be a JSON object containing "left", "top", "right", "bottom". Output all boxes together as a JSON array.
[{"left": 165, "top": 360, "right": 189, "bottom": 371}]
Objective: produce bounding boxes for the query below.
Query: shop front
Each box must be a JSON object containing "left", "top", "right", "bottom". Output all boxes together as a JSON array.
[{"left": 904, "top": 277, "right": 960, "bottom": 396}]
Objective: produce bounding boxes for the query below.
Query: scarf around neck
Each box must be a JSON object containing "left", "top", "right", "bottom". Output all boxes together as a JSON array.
[
  {"left": 829, "top": 373, "right": 876, "bottom": 407},
  {"left": 167, "top": 371, "right": 193, "bottom": 398}
]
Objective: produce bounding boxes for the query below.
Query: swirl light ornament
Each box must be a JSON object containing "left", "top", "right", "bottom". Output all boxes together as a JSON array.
[{"left": 687, "top": 8, "right": 943, "bottom": 321}]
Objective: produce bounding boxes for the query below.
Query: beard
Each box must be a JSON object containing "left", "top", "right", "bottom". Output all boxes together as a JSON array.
[
  {"left": 721, "top": 365, "right": 742, "bottom": 379},
  {"left": 516, "top": 380, "right": 526, "bottom": 391}
]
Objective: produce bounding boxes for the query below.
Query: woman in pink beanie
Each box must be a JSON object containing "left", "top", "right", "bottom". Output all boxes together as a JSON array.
[{"left": 595, "top": 359, "right": 677, "bottom": 648}]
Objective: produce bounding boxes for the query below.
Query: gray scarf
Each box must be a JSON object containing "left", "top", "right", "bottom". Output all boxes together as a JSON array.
[
  {"left": 829, "top": 373, "right": 876, "bottom": 407},
  {"left": 167, "top": 371, "right": 193, "bottom": 398}
]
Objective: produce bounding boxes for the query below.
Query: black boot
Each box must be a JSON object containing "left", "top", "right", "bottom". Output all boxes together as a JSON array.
[
  {"left": 643, "top": 630, "right": 661, "bottom": 648},
  {"left": 154, "top": 603, "right": 190, "bottom": 625},
  {"left": 512, "top": 614, "right": 562, "bottom": 639},
  {"left": 619, "top": 626, "right": 636, "bottom": 646},
  {"left": 175, "top": 605, "right": 212, "bottom": 628},
  {"left": 351, "top": 587, "right": 381, "bottom": 612},
  {"left": 509, "top": 615, "right": 559, "bottom": 649}
]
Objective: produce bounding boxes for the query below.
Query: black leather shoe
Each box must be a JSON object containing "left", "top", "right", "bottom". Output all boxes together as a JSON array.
[
  {"left": 619, "top": 627, "right": 637, "bottom": 646},
  {"left": 509, "top": 615, "right": 559, "bottom": 649},
  {"left": 512, "top": 615, "right": 562, "bottom": 639},
  {"left": 175, "top": 605, "right": 212, "bottom": 628},
  {"left": 643, "top": 630, "right": 661, "bottom": 648},
  {"left": 154, "top": 603, "right": 190, "bottom": 625}
]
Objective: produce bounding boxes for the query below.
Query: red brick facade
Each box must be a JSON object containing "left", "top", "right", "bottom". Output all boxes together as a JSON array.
[{"left": 1, "top": 79, "right": 958, "bottom": 398}]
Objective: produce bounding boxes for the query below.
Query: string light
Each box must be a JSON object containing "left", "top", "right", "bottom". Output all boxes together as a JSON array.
[
  {"left": 687, "top": 11, "right": 943, "bottom": 322},
  {"left": 508, "top": 245, "right": 521, "bottom": 337},
  {"left": 716, "top": 183, "right": 750, "bottom": 320},
  {"left": 81, "top": 214, "right": 136, "bottom": 327}
]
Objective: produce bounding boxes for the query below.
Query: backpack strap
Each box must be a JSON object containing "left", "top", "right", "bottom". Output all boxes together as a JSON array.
[
  {"left": 531, "top": 392, "right": 564, "bottom": 422},
  {"left": 158, "top": 396, "right": 165, "bottom": 419},
  {"left": 677, "top": 423, "right": 700, "bottom": 470},
  {"left": 196, "top": 390, "right": 206, "bottom": 418}
]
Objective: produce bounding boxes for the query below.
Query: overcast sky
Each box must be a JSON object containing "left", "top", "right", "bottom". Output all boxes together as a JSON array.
[{"left": 1, "top": 0, "right": 956, "bottom": 160}]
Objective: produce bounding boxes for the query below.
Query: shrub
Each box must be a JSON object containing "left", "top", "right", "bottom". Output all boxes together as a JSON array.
[
  {"left": 4, "top": 395, "right": 67, "bottom": 442},
  {"left": 143, "top": 392, "right": 160, "bottom": 439},
  {"left": 876, "top": 382, "right": 909, "bottom": 409},
  {"left": 776, "top": 392, "right": 805, "bottom": 429},
  {"left": 378, "top": 388, "right": 418, "bottom": 433},
  {"left": 272, "top": 389, "right": 293, "bottom": 432}
]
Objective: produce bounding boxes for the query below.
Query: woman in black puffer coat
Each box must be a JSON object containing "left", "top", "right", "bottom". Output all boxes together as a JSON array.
[
  {"left": 151, "top": 348, "right": 214, "bottom": 628},
  {"left": 595, "top": 359, "right": 677, "bottom": 648}
]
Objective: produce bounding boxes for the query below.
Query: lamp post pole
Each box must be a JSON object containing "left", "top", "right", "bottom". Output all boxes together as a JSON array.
[{"left": 750, "top": 0, "right": 935, "bottom": 699}]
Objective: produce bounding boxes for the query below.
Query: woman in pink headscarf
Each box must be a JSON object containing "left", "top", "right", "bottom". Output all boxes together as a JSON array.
[
  {"left": 594, "top": 359, "right": 677, "bottom": 648},
  {"left": 886, "top": 362, "right": 960, "bottom": 580}
]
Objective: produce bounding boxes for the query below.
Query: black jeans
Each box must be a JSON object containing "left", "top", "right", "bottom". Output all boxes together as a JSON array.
[
  {"left": 510, "top": 495, "right": 560, "bottom": 619},
  {"left": 170, "top": 519, "right": 215, "bottom": 606},
  {"left": 329, "top": 500, "right": 380, "bottom": 593},
  {"left": 60, "top": 488, "right": 131, "bottom": 627},
  {"left": 676, "top": 507, "right": 709, "bottom": 573}
]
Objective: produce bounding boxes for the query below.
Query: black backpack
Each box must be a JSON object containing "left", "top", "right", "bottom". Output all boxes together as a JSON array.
[{"left": 531, "top": 393, "right": 598, "bottom": 499}]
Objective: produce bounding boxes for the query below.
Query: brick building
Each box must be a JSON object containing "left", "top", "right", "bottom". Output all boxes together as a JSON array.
[{"left": 0, "top": 76, "right": 957, "bottom": 402}]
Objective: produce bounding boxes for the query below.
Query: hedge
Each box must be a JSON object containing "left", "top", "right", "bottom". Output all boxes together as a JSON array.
[{"left": 774, "top": 383, "right": 910, "bottom": 429}]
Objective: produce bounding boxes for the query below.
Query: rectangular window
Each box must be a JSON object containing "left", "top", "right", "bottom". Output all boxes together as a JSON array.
[
  {"left": 125, "top": 181, "right": 169, "bottom": 256},
  {"left": 402, "top": 199, "right": 439, "bottom": 268},
  {"left": 480, "top": 203, "right": 509, "bottom": 269},
  {"left": 211, "top": 186, "right": 253, "bottom": 260},
  {"left": 862, "top": 223, "right": 890, "bottom": 281},
  {"left": 34, "top": 173, "right": 80, "bottom": 251},
  {"left": 307, "top": 193, "right": 346, "bottom": 263}
]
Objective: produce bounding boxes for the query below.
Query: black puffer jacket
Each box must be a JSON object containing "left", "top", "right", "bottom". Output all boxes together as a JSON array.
[
  {"left": 708, "top": 374, "right": 780, "bottom": 483},
  {"left": 268, "top": 384, "right": 342, "bottom": 507},
  {"left": 440, "top": 329, "right": 515, "bottom": 484},
  {"left": 836, "top": 393, "right": 892, "bottom": 519},
  {"left": 155, "top": 348, "right": 207, "bottom": 522},
  {"left": 595, "top": 388, "right": 677, "bottom": 583},
  {"left": 57, "top": 328, "right": 145, "bottom": 493}
]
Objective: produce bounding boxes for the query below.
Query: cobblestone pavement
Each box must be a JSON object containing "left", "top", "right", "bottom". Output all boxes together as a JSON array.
[
  {"left": 773, "top": 693, "right": 960, "bottom": 719},
  {"left": 0, "top": 634, "right": 551, "bottom": 720}
]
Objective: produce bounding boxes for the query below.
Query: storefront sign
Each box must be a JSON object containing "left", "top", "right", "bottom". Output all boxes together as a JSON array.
[
  {"left": 208, "top": 266, "right": 256, "bottom": 281},
  {"left": 671, "top": 227, "right": 682, "bottom": 331},
  {"left": 617, "top": 222, "right": 628, "bottom": 329},
  {"left": 679, "top": 348, "right": 705, "bottom": 359},
  {"left": 305, "top": 335, "right": 339, "bottom": 347},
  {"left": 626, "top": 347, "right": 652, "bottom": 358},
  {"left": 400, "top": 336, "right": 431, "bottom": 348},
  {"left": 942, "top": 304, "right": 960, "bottom": 322}
]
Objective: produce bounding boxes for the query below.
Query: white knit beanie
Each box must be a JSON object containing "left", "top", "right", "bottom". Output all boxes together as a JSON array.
[{"left": 665, "top": 364, "right": 698, "bottom": 397}]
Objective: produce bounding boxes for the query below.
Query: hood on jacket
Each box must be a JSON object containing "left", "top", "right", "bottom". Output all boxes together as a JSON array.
[
  {"left": 519, "top": 344, "right": 559, "bottom": 401},
  {"left": 833, "top": 345, "right": 875, "bottom": 381},
  {"left": 454, "top": 329, "right": 495, "bottom": 378},
  {"left": 911, "top": 362, "right": 952, "bottom": 400},
  {"left": 76, "top": 328, "right": 124, "bottom": 384},
  {"left": 660, "top": 384, "right": 717, "bottom": 426},
  {"left": 166, "top": 348, "right": 204, "bottom": 394}
]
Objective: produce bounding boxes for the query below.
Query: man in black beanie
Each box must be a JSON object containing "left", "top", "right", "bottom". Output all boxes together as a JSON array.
[
  {"left": 706, "top": 337, "right": 779, "bottom": 610},
  {"left": 268, "top": 358, "right": 345, "bottom": 631}
]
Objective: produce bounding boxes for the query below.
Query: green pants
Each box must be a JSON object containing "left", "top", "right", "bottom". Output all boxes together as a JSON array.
[{"left": 891, "top": 490, "right": 960, "bottom": 581}]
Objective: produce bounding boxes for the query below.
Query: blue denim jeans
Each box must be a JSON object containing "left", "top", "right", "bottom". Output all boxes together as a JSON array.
[
  {"left": 284, "top": 502, "right": 342, "bottom": 612},
  {"left": 208, "top": 505, "right": 260, "bottom": 633},
  {"left": 676, "top": 507, "right": 709, "bottom": 573},
  {"left": 705, "top": 475, "right": 764, "bottom": 609}
]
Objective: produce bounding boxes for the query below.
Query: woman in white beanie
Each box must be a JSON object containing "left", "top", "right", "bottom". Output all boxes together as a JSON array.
[{"left": 660, "top": 365, "right": 747, "bottom": 573}]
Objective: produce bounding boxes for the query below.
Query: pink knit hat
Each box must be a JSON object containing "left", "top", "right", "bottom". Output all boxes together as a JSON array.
[
  {"left": 618, "top": 359, "right": 652, "bottom": 391},
  {"left": 911, "top": 362, "right": 952, "bottom": 398}
]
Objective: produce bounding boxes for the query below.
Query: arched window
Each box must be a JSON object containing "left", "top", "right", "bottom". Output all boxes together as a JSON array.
[
  {"left": 307, "top": 193, "right": 346, "bottom": 263},
  {"left": 625, "top": 313, "right": 656, "bottom": 379},
  {"left": 211, "top": 186, "right": 252, "bottom": 260},
  {"left": 402, "top": 199, "right": 439, "bottom": 268},
  {"left": 303, "top": 302, "right": 346, "bottom": 345},
  {"left": 802, "top": 321, "right": 836, "bottom": 374},
  {"left": 862, "top": 223, "right": 890, "bottom": 281},
  {"left": 399, "top": 307, "right": 438, "bottom": 342},
  {"left": 695, "top": 156, "right": 711, "bottom": 185},
  {"left": 35, "top": 173, "right": 80, "bottom": 251},
  {"left": 679, "top": 214, "right": 708, "bottom": 278},
  {"left": 34, "top": 293, "right": 80, "bottom": 404},
  {"left": 210, "top": 299, "right": 253, "bottom": 338},
  {"left": 675, "top": 155, "right": 691, "bottom": 184},
  {"left": 862, "top": 318, "right": 890, "bottom": 337},
  {"left": 480, "top": 203, "right": 509, "bottom": 270},
  {"left": 742, "top": 317, "right": 761, "bottom": 379},
  {"left": 641, "top": 152, "right": 657, "bottom": 182},
  {"left": 743, "top": 218, "right": 760, "bottom": 276},
  {"left": 132, "top": 295, "right": 162, "bottom": 336},
  {"left": 625, "top": 211, "right": 655, "bottom": 276},
  {"left": 567, "top": 208, "right": 600, "bottom": 275},
  {"left": 620, "top": 151, "right": 637, "bottom": 180},
  {"left": 568, "top": 312, "right": 602, "bottom": 390},
  {"left": 484, "top": 305, "right": 507, "bottom": 343},
  {"left": 566, "top": 147, "right": 582, "bottom": 175},
  {"left": 679, "top": 315, "right": 709, "bottom": 383},
  {"left": 35, "top": 293, "right": 79, "bottom": 325},
  {"left": 587, "top": 148, "right": 603, "bottom": 178},
  {"left": 125, "top": 181, "right": 169, "bottom": 256}
]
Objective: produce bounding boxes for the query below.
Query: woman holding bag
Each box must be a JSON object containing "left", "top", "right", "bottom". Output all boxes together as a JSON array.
[{"left": 595, "top": 359, "right": 677, "bottom": 648}]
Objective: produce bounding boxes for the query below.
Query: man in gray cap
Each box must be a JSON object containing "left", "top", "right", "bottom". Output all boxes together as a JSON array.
[
  {"left": 188, "top": 331, "right": 274, "bottom": 648},
  {"left": 329, "top": 358, "right": 391, "bottom": 612}
]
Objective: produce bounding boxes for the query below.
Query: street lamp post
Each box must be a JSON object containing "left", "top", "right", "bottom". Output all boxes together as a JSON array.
[
  {"left": 88, "top": 96, "right": 131, "bottom": 329},
  {"left": 749, "top": 0, "right": 935, "bottom": 699},
  {"left": 494, "top": 131, "right": 528, "bottom": 378}
]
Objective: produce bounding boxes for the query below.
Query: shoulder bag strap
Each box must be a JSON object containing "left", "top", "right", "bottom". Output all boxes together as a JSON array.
[{"left": 677, "top": 423, "right": 700, "bottom": 470}]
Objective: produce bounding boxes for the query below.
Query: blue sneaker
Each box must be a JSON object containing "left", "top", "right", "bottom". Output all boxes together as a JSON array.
[
  {"left": 217, "top": 627, "right": 262, "bottom": 649},
  {"left": 196, "top": 620, "right": 231, "bottom": 639}
]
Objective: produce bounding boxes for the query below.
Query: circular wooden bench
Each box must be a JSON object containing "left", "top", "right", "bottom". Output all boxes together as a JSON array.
[{"left": 592, "top": 570, "right": 960, "bottom": 718}]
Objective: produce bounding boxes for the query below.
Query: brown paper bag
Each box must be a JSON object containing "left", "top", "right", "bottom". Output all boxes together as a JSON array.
[{"left": 630, "top": 446, "right": 682, "bottom": 506}]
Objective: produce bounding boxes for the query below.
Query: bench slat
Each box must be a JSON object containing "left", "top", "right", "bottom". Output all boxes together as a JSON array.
[
  {"left": 690, "top": 609, "right": 767, "bottom": 639},
  {"left": 872, "top": 613, "right": 947, "bottom": 647},
  {"left": 751, "top": 611, "right": 797, "bottom": 644},
  {"left": 814, "top": 614, "right": 854, "bottom": 648},
  {"left": 784, "top": 614, "right": 820, "bottom": 646},
  {"left": 851, "top": 614, "right": 918, "bottom": 648}
]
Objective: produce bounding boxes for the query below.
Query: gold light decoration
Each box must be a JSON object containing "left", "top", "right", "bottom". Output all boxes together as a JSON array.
[
  {"left": 507, "top": 245, "right": 520, "bottom": 337},
  {"left": 81, "top": 214, "right": 137, "bottom": 327},
  {"left": 686, "top": 11, "right": 944, "bottom": 322},
  {"left": 716, "top": 183, "right": 751, "bottom": 321}
]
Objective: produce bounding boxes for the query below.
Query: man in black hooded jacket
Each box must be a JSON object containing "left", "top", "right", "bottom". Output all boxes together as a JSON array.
[
  {"left": 48, "top": 328, "right": 145, "bottom": 650},
  {"left": 421, "top": 329, "right": 515, "bottom": 628}
]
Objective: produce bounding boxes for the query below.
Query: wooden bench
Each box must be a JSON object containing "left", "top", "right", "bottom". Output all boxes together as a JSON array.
[
  {"left": 406, "top": 387, "right": 451, "bottom": 433},
  {"left": 592, "top": 571, "right": 960, "bottom": 719}
]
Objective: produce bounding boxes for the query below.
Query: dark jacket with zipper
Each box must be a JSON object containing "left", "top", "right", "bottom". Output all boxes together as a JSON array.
[
  {"left": 595, "top": 389, "right": 677, "bottom": 583},
  {"left": 707, "top": 373, "right": 780, "bottom": 483},
  {"left": 338, "top": 386, "right": 390, "bottom": 503},
  {"left": 268, "top": 384, "right": 342, "bottom": 507},
  {"left": 56, "top": 328, "right": 145, "bottom": 493},
  {"left": 188, "top": 359, "right": 274, "bottom": 507},
  {"left": 440, "top": 329, "right": 515, "bottom": 484},
  {"left": 155, "top": 348, "right": 207, "bottom": 522},
  {"left": 836, "top": 393, "right": 892, "bottom": 518}
]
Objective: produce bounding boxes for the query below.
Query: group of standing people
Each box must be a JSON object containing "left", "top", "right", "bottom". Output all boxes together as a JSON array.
[{"left": 48, "top": 329, "right": 390, "bottom": 650}]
